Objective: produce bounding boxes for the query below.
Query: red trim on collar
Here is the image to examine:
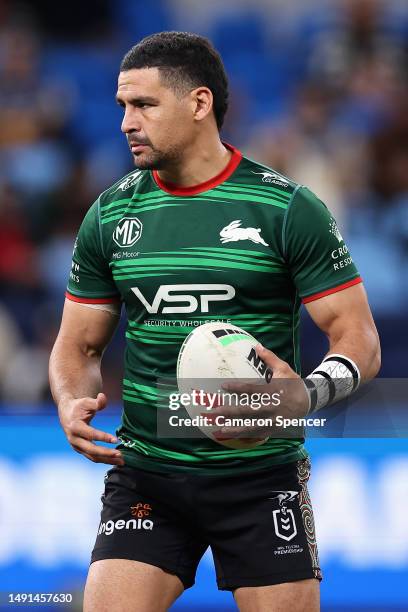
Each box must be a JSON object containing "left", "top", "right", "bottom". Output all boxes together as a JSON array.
[{"left": 152, "top": 142, "right": 242, "bottom": 196}]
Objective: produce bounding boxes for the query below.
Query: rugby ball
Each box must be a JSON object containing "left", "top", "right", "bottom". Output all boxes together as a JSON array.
[{"left": 176, "top": 322, "right": 272, "bottom": 449}]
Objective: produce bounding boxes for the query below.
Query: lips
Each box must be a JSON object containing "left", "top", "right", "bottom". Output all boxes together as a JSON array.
[{"left": 130, "top": 143, "right": 149, "bottom": 153}]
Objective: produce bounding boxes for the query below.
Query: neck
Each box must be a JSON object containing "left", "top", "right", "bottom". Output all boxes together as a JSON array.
[{"left": 155, "top": 135, "right": 232, "bottom": 188}]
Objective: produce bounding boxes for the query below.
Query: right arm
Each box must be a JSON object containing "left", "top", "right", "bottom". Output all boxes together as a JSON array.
[{"left": 49, "top": 299, "right": 124, "bottom": 465}]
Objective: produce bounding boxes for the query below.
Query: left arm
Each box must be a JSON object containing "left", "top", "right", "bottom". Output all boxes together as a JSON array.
[
  {"left": 304, "top": 283, "right": 381, "bottom": 382},
  {"left": 218, "top": 286, "right": 380, "bottom": 435},
  {"left": 219, "top": 186, "right": 381, "bottom": 430}
]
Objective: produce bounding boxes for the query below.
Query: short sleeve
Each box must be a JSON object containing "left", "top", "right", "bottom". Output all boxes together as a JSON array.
[
  {"left": 283, "top": 186, "right": 362, "bottom": 303},
  {"left": 66, "top": 200, "right": 121, "bottom": 304}
]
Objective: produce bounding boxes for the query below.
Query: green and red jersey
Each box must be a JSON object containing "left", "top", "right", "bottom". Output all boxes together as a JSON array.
[{"left": 66, "top": 143, "right": 361, "bottom": 474}]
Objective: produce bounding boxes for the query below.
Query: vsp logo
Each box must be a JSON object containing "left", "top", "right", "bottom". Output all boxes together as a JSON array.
[
  {"left": 131, "top": 284, "right": 235, "bottom": 314},
  {"left": 113, "top": 217, "right": 143, "bottom": 248}
]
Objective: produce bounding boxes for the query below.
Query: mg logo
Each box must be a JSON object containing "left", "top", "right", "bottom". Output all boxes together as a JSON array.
[
  {"left": 113, "top": 217, "right": 143, "bottom": 247},
  {"left": 131, "top": 284, "right": 235, "bottom": 314}
]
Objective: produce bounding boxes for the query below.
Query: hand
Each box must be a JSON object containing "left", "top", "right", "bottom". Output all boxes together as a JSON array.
[
  {"left": 214, "top": 344, "right": 310, "bottom": 440},
  {"left": 58, "top": 392, "right": 125, "bottom": 465}
]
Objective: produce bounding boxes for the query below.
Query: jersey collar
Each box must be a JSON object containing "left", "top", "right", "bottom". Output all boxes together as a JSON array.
[{"left": 152, "top": 142, "right": 242, "bottom": 196}]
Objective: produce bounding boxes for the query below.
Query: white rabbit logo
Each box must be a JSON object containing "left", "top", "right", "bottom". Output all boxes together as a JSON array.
[{"left": 219, "top": 220, "right": 269, "bottom": 246}]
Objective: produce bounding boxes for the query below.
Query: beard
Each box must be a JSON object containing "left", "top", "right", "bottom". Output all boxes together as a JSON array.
[{"left": 131, "top": 143, "right": 183, "bottom": 171}]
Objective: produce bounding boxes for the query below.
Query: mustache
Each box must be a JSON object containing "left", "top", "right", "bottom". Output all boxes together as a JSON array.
[{"left": 128, "top": 137, "right": 151, "bottom": 146}]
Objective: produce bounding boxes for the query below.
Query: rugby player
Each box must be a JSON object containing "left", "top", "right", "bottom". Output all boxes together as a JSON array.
[{"left": 49, "top": 32, "right": 381, "bottom": 612}]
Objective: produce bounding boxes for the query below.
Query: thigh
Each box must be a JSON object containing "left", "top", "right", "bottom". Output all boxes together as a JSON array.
[
  {"left": 204, "top": 457, "right": 322, "bottom": 591},
  {"left": 234, "top": 578, "right": 320, "bottom": 612},
  {"left": 91, "top": 466, "right": 207, "bottom": 592},
  {"left": 84, "top": 558, "right": 183, "bottom": 612}
]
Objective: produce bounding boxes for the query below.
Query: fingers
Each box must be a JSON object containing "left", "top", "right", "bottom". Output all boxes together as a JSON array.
[
  {"left": 222, "top": 381, "right": 257, "bottom": 394},
  {"left": 70, "top": 420, "right": 117, "bottom": 443},
  {"left": 81, "top": 450, "right": 125, "bottom": 466},
  {"left": 79, "top": 393, "right": 108, "bottom": 414},
  {"left": 61, "top": 395, "right": 124, "bottom": 465},
  {"left": 79, "top": 393, "right": 107, "bottom": 414},
  {"left": 256, "top": 344, "right": 296, "bottom": 377},
  {"left": 72, "top": 439, "right": 125, "bottom": 465},
  {"left": 255, "top": 343, "right": 283, "bottom": 369},
  {"left": 95, "top": 392, "right": 108, "bottom": 411},
  {"left": 68, "top": 420, "right": 124, "bottom": 465},
  {"left": 213, "top": 403, "right": 253, "bottom": 418},
  {"left": 71, "top": 437, "right": 124, "bottom": 465}
]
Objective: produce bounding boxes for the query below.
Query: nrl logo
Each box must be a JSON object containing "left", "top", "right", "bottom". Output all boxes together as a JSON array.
[
  {"left": 269, "top": 490, "right": 299, "bottom": 542},
  {"left": 329, "top": 219, "right": 343, "bottom": 243},
  {"left": 115, "top": 171, "right": 143, "bottom": 192},
  {"left": 252, "top": 170, "right": 288, "bottom": 186}
]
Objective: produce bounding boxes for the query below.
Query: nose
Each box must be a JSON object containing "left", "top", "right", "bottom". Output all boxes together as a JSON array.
[{"left": 121, "top": 107, "right": 141, "bottom": 134}]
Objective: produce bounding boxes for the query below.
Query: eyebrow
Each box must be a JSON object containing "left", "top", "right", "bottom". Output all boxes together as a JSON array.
[{"left": 115, "top": 95, "right": 159, "bottom": 105}]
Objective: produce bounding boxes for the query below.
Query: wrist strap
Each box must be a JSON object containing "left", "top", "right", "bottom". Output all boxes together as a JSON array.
[{"left": 305, "top": 354, "right": 361, "bottom": 414}]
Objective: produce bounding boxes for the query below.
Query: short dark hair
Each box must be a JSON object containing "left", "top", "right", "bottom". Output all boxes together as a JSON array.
[{"left": 120, "top": 31, "right": 229, "bottom": 130}]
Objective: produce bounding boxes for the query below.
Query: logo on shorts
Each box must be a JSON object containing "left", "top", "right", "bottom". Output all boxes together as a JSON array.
[
  {"left": 269, "top": 490, "right": 298, "bottom": 542},
  {"left": 131, "top": 503, "right": 152, "bottom": 518},
  {"left": 98, "top": 503, "right": 154, "bottom": 536}
]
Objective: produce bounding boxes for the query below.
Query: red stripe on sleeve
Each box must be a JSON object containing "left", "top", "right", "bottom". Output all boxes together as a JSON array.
[
  {"left": 65, "top": 291, "right": 121, "bottom": 304},
  {"left": 301, "top": 277, "right": 363, "bottom": 304}
]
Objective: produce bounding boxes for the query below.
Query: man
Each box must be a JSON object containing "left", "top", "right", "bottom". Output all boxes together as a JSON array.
[{"left": 49, "top": 32, "right": 380, "bottom": 612}]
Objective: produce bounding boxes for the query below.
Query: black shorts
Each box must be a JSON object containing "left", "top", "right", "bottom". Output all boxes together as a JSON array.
[{"left": 91, "top": 457, "right": 322, "bottom": 591}]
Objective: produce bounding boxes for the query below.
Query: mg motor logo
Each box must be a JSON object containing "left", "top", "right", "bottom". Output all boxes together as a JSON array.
[
  {"left": 131, "top": 284, "right": 235, "bottom": 314},
  {"left": 113, "top": 217, "right": 143, "bottom": 248}
]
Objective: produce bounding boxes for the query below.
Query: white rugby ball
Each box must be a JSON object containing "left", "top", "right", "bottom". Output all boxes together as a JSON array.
[{"left": 176, "top": 322, "right": 272, "bottom": 449}]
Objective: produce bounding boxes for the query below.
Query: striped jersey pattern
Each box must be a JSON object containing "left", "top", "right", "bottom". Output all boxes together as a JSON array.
[{"left": 66, "top": 143, "right": 361, "bottom": 474}]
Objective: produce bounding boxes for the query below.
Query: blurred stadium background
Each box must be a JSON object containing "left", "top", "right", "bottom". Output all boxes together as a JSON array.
[{"left": 0, "top": 0, "right": 407, "bottom": 610}]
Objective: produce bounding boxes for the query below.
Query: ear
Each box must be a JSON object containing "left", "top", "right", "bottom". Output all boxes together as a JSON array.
[{"left": 191, "top": 86, "right": 214, "bottom": 123}]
